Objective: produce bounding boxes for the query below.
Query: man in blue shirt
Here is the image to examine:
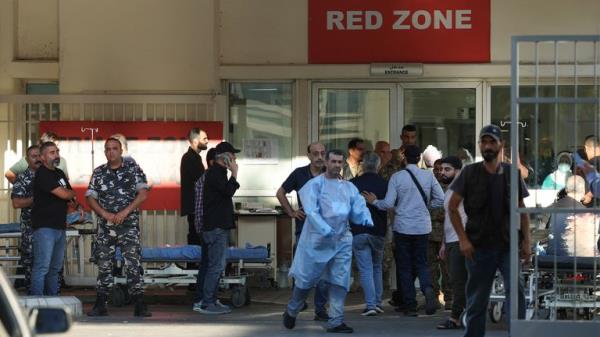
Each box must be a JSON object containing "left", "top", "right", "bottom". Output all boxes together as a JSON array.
[
  {"left": 350, "top": 151, "right": 388, "bottom": 316},
  {"left": 276, "top": 142, "right": 329, "bottom": 321},
  {"left": 364, "top": 145, "right": 445, "bottom": 316}
]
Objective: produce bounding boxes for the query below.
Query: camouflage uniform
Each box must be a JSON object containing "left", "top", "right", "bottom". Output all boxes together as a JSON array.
[
  {"left": 428, "top": 185, "right": 452, "bottom": 304},
  {"left": 11, "top": 169, "right": 35, "bottom": 290},
  {"left": 86, "top": 159, "right": 149, "bottom": 296}
]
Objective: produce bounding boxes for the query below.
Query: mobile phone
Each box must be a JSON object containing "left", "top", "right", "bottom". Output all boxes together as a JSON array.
[{"left": 223, "top": 155, "right": 232, "bottom": 168}]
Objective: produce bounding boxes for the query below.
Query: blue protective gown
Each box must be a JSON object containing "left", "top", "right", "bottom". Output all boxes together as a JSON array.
[{"left": 289, "top": 174, "right": 373, "bottom": 291}]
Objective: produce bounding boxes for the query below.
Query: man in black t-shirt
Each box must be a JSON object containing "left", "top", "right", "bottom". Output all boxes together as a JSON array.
[
  {"left": 448, "top": 125, "right": 530, "bottom": 337},
  {"left": 30, "top": 142, "right": 75, "bottom": 296}
]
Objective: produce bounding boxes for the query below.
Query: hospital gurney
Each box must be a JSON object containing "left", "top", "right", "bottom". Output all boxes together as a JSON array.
[{"left": 108, "top": 244, "right": 272, "bottom": 308}]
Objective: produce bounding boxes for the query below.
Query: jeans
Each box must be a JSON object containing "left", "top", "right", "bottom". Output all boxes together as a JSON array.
[
  {"left": 287, "top": 283, "right": 347, "bottom": 328},
  {"left": 394, "top": 232, "right": 432, "bottom": 310},
  {"left": 294, "top": 233, "right": 328, "bottom": 313},
  {"left": 201, "top": 228, "right": 229, "bottom": 305},
  {"left": 352, "top": 234, "right": 384, "bottom": 309},
  {"left": 446, "top": 242, "right": 467, "bottom": 320},
  {"left": 30, "top": 228, "right": 66, "bottom": 296},
  {"left": 464, "top": 248, "right": 525, "bottom": 337},
  {"left": 194, "top": 243, "right": 209, "bottom": 302}
]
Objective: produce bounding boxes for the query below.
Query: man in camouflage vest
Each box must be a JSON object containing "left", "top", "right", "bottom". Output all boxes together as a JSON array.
[
  {"left": 428, "top": 159, "right": 453, "bottom": 310},
  {"left": 86, "top": 137, "right": 151, "bottom": 317},
  {"left": 10, "top": 145, "right": 42, "bottom": 291}
]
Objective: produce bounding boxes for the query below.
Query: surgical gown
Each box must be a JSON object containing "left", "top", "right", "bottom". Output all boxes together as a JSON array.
[{"left": 289, "top": 174, "right": 373, "bottom": 291}]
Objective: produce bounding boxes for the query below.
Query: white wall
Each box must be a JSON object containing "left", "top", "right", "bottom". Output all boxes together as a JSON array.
[{"left": 59, "top": 0, "right": 218, "bottom": 93}]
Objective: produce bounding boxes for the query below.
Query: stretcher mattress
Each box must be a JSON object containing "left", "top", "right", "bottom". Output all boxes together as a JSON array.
[
  {"left": 116, "top": 245, "right": 269, "bottom": 263},
  {"left": 537, "top": 255, "right": 600, "bottom": 270},
  {"left": 0, "top": 223, "right": 21, "bottom": 234}
]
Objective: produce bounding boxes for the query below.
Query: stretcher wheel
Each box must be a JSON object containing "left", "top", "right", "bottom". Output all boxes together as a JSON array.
[
  {"left": 110, "top": 286, "right": 126, "bottom": 307},
  {"left": 231, "top": 285, "right": 248, "bottom": 308},
  {"left": 489, "top": 302, "right": 503, "bottom": 323}
]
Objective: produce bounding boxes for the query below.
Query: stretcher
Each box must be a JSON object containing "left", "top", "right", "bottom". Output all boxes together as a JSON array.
[{"left": 107, "top": 244, "right": 272, "bottom": 308}]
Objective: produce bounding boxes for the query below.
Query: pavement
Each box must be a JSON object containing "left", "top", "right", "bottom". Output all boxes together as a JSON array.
[{"left": 50, "top": 286, "right": 509, "bottom": 337}]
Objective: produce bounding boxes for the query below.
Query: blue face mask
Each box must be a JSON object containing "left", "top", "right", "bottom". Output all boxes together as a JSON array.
[{"left": 558, "top": 163, "right": 571, "bottom": 173}]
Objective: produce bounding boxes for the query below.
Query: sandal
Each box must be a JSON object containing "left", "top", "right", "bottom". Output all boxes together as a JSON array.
[{"left": 436, "top": 318, "right": 461, "bottom": 329}]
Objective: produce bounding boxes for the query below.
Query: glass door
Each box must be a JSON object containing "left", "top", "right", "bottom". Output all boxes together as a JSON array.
[
  {"left": 311, "top": 83, "right": 397, "bottom": 151},
  {"left": 399, "top": 82, "right": 483, "bottom": 162}
]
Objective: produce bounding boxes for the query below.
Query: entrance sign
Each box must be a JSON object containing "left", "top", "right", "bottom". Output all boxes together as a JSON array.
[
  {"left": 309, "top": 0, "right": 491, "bottom": 64},
  {"left": 370, "top": 63, "right": 423, "bottom": 77}
]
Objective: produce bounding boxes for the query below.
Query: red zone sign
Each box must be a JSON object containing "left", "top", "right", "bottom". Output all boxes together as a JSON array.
[{"left": 309, "top": 0, "right": 491, "bottom": 64}]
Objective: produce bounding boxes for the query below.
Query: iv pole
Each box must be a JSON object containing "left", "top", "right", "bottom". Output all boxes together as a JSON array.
[{"left": 81, "top": 127, "right": 99, "bottom": 171}]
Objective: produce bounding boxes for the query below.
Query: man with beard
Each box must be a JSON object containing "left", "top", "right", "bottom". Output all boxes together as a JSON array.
[
  {"left": 448, "top": 125, "right": 530, "bottom": 337},
  {"left": 11, "top": 145, "right": 42, "bottom": 291},
  {"left": 30, "top": 142, "right": 75, "bottom": 296},
  {"left": 283, "top": 150, "right": 373, "bottom": 333},
  {"left": 276, "top": 142, "right": 329, "bottom": 321},
  {"left": 436, "top": 156, "right": 467, "bottom": 329},
  {"left": 180, "top": 128, "right": 209, "bottom": 248}
]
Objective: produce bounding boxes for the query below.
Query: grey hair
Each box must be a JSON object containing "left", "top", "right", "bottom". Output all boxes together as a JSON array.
[
  {"left": 361, "top": 151, "right": 380, "bottom": 173},
  {"left": 565, "top": 175, "right": 585, "bottom": 200}
]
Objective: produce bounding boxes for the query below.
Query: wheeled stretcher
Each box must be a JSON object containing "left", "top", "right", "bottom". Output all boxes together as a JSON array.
[{"left": 107, "top": 244, "right": 272, "bottom": 308}]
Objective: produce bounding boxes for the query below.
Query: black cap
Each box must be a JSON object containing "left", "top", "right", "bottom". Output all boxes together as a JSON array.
[
  {"left": 206, "top": 148, "right": 217, "bottom": 163},
  {"left": 215, "top": 141, "right": 240, "bottom": 154},
  {"left": 404, "top": 145, "right": 421, "bottom": 159},
  {"left": 479, "top": 124, "right": 502, "bottom": 142},
  {"left": 441, "top": 156, "right": 463, "bottom": 170}
]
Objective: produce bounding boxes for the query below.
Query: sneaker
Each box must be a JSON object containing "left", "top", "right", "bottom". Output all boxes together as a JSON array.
[
  {"left": 283, "top": 311, "right": 296, "bottom": 329},
  {"left": 361, "top": 308, "right": 377, "bottom": 316},
  {"left": 375, "top": 305, "right": 385, "bottom": 314},
  {"left": 216, "top": 300, "right": 231, "bottom": 312},
  {"left": 425, "top": 288, "right": 439, "bottom": 315},
  {"left": 314, "top": 310, "right": 329, "bottom": 321},
  {"left": 197, "top": 303, "right": 230, "bottom": 315},
  {"left": 326, "top": 323, "right": 354, "bottom": 333},
  {"left": 192, "top": 301, "right": 203, "bottom": 312}
]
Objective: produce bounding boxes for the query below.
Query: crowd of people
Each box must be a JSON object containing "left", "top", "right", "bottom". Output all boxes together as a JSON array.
[{"left": 6, "top": 124, "right": 600, "bottom": 336}]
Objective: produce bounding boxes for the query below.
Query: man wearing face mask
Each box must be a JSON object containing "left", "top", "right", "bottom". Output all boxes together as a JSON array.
[
  {"left": 11, "top": 145, "right": 42, "bottom": 291},
  {"left": 30, "top": 142, "right": 75, "bottom": 296},
  {"left": 447, "top": 125, "right": 530, "bottom": 337}
]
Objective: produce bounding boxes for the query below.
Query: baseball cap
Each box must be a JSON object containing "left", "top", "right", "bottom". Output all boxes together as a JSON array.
[
  {"left": 206, "top": 148, "right": 217, "bottom": 163},
  {"left": 403, "top": 145, "right": 422, "bottom": 159},
  {"left": 479, "top": 124, "right": 502, "bottom": 142},
  {"left": 215, "top": 141, "right": 241, "bottom": 154},
  {"left": 441, "top": 156, "right": 463, "bottom": 170}
]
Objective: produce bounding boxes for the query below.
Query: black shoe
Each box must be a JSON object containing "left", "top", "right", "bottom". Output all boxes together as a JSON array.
[
  {"left": 425, "top": 288, "right": 438, "bottom": 315},
  {"left": 361, "top": 308, "right": 377, "bottom": 316},
  {"left": 87, "top": 293, "right": 109, "bottom": 317},
  {"left": 300, "top": 302, "right": 308, "bottom": 312},
  {"left": 283, "top": 311, "right": 296, "bottom": 329},
  {"left": 133, "top": 294, "right": 152, "bottom": 317},
  {"left": 403, "top": 309, "right": 418, "bottom": 317},
  {"left": 326, "top": 323, "right": 354, "bottom": 333},
  {"left": 314, "top": 310, "right": 329, "bottom": 321}
]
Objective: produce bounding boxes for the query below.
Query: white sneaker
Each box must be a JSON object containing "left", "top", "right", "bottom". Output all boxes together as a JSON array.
[{"left": 192, "top": 300, "right": 203, "bottom": 312}]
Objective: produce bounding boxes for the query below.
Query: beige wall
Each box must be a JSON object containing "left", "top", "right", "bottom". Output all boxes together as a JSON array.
[
  {"left": 59, "top": 0, "right": 218, "bottom": 93},
  {"left": 16, "top": 0, "right": 58, "bottom": 60}
]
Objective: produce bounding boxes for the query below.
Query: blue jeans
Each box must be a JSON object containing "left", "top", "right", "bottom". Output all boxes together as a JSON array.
[
  {"left": 464, "top": 248, "right": 525, "bottom": 337},
  {"left": 294, "top": 233, "right": 328, "bottom": 313},
  {"left": 201, "top": 228, "right": 229, "bottom": 305},
  {"left": 194, "top": 243, "right": 209, "bottom": 302},
  {"left": 287, "top": 283, "right": 347, "bottom": 328},
  {"left": 352, "top": 234, "right": 384, "bottom": 309},
  {"left": 30, "top": 228, "right": 66, "bottom": 296},
  {"left": 394, "top": 232, "right": 432, "bottom": 310}
]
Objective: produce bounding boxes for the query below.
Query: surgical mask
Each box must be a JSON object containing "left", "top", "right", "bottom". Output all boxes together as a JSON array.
[{"left": 558, "top": 163, "right": 570, "bottom": 173}]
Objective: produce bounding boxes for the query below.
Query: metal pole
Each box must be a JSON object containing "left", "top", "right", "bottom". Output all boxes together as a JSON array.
[{"left": 81, "top": 127, "right": 99, "bottom": 171}]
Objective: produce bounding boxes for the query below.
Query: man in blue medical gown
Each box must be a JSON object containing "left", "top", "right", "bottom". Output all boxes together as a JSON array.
[{"left": 283, "top": 149, "right": 374, "bottom": 333}]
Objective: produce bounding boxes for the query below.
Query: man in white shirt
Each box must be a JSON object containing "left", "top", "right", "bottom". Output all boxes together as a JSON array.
[
  {"left": 436, "top": 156, "right": 468, "bottom": 329},
  {"left": 363, "top": 145, "right": 444, "bottom": 316}
]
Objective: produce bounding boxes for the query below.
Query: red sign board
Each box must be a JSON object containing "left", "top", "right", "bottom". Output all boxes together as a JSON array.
[
  {"left": 309, "top": 0, "right": 490, "bottom": 64},
  {"left": 39, "top": 121, "right": 223, "bottom": 211}
]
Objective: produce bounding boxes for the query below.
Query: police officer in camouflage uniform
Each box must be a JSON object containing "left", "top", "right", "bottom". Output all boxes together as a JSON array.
[
  {"left": 86, "top": 138, "right": 151, "bottom": 317},
  {"left": 428, "top": 159, "right": 452, "bottom": 310},
  {"left": 10, "top": 145, "right": 42, "bottom": 291}
]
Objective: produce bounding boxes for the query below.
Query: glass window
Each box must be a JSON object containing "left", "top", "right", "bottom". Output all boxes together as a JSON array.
[
  {"left": 318, "top": 88, "right": 390, "bottom": 151},
  {"left": 229, "top": 82, "right": 292, "bottom": 199},
  {"left": 404, "top": 88, "right": 476, "bottom": 161},
  {"left": 491, "top": 85, "right": 599, "bottom": 187}
]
